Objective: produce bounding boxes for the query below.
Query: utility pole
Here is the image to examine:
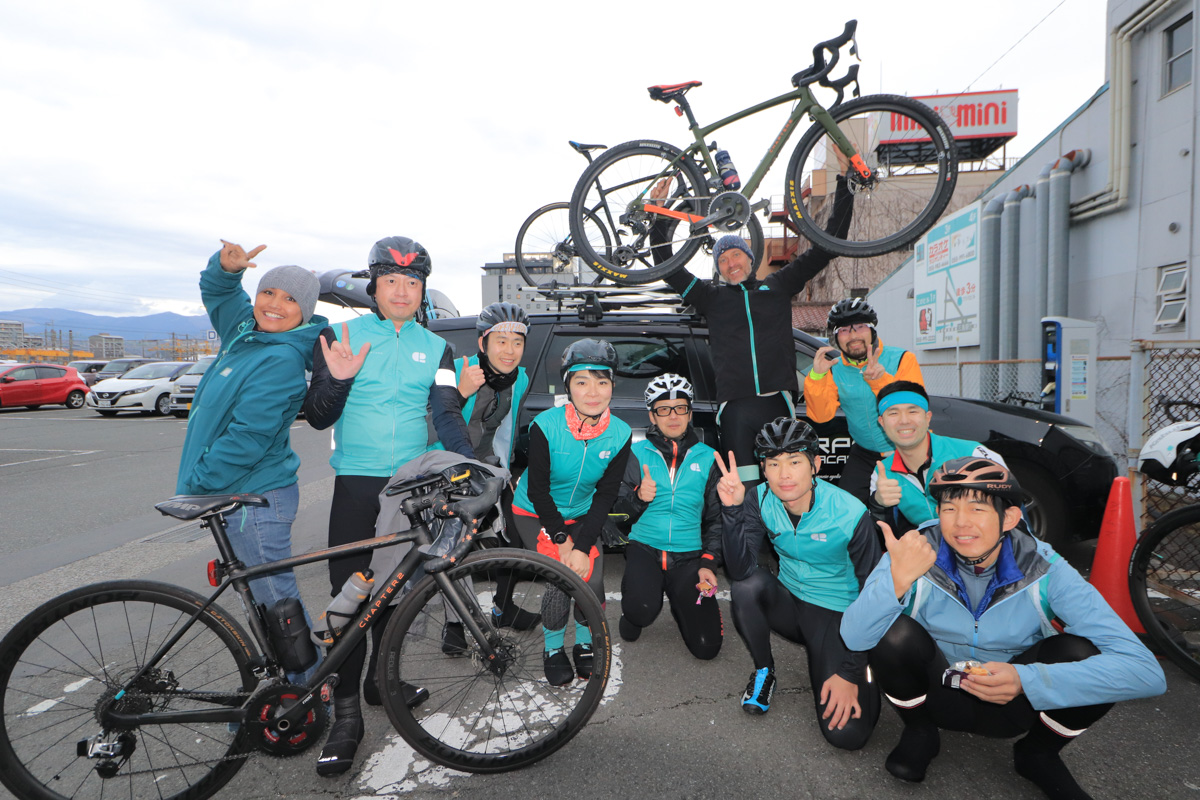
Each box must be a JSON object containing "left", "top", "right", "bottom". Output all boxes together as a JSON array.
[{"left": 68, "top": 330, "right": 74, "bottom": 360}]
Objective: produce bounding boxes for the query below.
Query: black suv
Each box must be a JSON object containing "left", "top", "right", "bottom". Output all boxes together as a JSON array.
[{"left": 317, "top": 274, "right": 1118, "bottom": 554}]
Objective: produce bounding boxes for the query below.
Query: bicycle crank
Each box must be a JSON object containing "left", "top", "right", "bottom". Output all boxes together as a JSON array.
[
  {"left": 689, "top": 191, "right": 751, "bottom": 233},
  {"left": 246, "top": 683, "right": 328, "bottom": 757}
]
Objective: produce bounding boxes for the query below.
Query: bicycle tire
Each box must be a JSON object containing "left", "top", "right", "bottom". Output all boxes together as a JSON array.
[
  {"left": 376, "top": 548, "right": 609, "bottom": 772},
  {"left": 0, "top": 580, "right": 257, "bottom": 800},
  {"left": 569, "top": 140, "right": 714, "bottom": 285},
  {"left": 1129, "top": 504, "right": 1200, "bottom": 681},
  {"left": 785, "top": 94, "right": 958, "bottom": 258},
  {"left": 514, "top": 202, "right": 612, "bottom": 288}
]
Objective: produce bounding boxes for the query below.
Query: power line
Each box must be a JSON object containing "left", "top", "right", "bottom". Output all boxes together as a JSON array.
[{"left": 961, "top": 0, "right": 1070, "bottom": 93}]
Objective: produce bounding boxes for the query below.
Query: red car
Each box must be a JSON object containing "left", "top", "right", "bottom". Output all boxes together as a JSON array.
[{"left": 0, "top": 363, "right": 89, "bottom": 410}]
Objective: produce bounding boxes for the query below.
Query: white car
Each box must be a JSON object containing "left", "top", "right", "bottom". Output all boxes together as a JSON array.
[
  {"left": 86, "top": 362, "right": 192, "bottom": 416},
  {"left": 168, "top": 355, "right": 217, "bottom": 417}
]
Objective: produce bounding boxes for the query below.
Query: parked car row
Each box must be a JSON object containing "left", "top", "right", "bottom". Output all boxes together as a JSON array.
[{"left": 1, "top": 357, "right": 218, "bottom": 418}]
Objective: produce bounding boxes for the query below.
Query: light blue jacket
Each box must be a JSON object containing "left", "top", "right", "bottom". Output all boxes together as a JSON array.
[{"left": 841, "top": 523, "right": 1166, "bottom": 710}]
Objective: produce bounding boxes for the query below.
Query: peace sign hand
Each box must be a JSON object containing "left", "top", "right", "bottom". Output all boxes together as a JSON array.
[
  {"left": 637, "top": 463, "right": 657, "bottom": 503},
  {"left": 218, "top": 239, "right": 266, "bottom": 273},
  {"left": 320, "top": 322, "right": 371, "bottom": 381},
  {"left": 714, "top": 451, "right": 745, "bottom": 506},
  {"left": 862, "top": 339, "right": 885, "bottom": 381},
  {"left": 879, "top": 520, "right": 936, "bottom": 599}
]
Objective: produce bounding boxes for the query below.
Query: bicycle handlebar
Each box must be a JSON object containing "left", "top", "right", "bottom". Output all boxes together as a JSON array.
[
  {"left": 423, "top": 476, "right": 507, "bottom": 574},
  {"left": 792, "top": 19, "right": 858, "bottom": 94}
]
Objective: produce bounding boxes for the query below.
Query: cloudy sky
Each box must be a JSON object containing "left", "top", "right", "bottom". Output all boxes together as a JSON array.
[{"left": 1, "top": 0, "right": 1104, "bottom": 320}]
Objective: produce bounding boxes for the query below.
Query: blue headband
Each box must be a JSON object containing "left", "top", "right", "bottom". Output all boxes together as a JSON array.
[
  {"left": 878, "top": 391, "right": 929, "bottom": 414},
  {"left": 566, "top": 363, "right": 611, "bottom": 375}
]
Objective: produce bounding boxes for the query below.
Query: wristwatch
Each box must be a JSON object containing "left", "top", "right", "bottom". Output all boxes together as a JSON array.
[{"left": 551, "top": 530, "right": 569, "bottom": 545}]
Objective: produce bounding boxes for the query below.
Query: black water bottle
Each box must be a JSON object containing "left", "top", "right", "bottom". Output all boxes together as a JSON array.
[{"left": 714, "top": 149, "right": 741, "bottom": 191}]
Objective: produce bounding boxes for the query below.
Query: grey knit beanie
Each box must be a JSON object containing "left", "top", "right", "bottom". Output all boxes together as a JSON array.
[{"left": 257, "top": 265, "right": 319, "bottom": 324}]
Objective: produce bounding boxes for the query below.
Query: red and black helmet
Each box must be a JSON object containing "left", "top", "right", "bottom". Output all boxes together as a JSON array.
[
  {"left": 929, "top": 457, "right": 1028, "bottom": 505},
  {"left": 367, "top": 236, "right": 431, "bottom": 296}
]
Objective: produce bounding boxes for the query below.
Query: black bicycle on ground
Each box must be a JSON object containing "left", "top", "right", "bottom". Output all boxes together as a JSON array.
[{"left": 0, "top": 467, "right": 609, "bottom": 800}]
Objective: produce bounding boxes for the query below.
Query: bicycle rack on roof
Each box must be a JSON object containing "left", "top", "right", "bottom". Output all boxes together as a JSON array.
[{"left": 524, "top": 282, "right": 692, "bottom": 322}]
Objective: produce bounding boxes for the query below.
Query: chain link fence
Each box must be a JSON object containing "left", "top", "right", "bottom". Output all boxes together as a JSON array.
[
  {"left": 921, "top": 356, "right": 1130, "bottom": 460},
  {"left": 1135, "top": 343, "right": 1200, "bottom": 526}
]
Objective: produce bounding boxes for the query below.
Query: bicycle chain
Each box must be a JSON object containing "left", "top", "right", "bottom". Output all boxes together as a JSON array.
[{"left": 85, "top": 687, "right": 289, "bottom": 777}]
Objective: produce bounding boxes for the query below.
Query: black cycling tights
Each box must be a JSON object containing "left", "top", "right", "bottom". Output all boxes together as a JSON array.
[
  {"left": 621, "top": 541, "right": 722, "bottom": 660},
  {"left": 730, "top": 567, "right": 880, "bottom": 750},
  {"left": 869, "top": 614, "right": 1113, "bottom": 739},
  {"left": 718, "top": 393, "right": 793, "bottom": 484}
]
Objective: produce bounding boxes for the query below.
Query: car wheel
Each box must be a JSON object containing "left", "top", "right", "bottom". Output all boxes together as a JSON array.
[
  {"left": 1007, "top": 460, "right": 1070, "bottom": 553},
  {"left": 65, "top": 390, "right": 86, "bottom": 409},
  {"left": 24, "top": 405, "right": 41, "bottom": 410},
  {"left": 154, "top": 394, "right": 171, "bottom": 416},
  {"left": 97, "top": 410, "right": 118, "bottom": 417}
]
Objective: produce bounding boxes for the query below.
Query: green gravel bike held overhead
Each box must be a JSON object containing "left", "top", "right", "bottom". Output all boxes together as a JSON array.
[{"left": 568, "top": 19, "right": 959, "bottom": 285}]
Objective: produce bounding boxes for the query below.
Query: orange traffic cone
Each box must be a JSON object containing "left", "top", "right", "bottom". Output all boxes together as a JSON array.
[{"left": 1088, "top": 477, "right": 1144, "bottom": 633}]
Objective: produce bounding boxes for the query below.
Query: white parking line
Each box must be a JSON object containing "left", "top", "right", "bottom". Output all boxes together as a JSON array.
[
  {"left": 0, "top": 449, "right": 99, "bottom": 467},
  {"left": 22, "top": 676, "right": 94, "bottom": 717}
]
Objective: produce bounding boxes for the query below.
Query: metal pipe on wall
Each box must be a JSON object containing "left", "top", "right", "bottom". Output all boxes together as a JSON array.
[{"left": 999, "top": 185, "right": 1031, "bottom": 393}]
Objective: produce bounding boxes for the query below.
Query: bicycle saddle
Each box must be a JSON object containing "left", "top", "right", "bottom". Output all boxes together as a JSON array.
[
  {"left": 569, "top": 141, "right": 608, "bottom": 153},
  {"left": 648, "top": 81, "right": 702, "bottom": 102},
  {"left": 155, "top": 493, "right": 269, "bottom": 520}
]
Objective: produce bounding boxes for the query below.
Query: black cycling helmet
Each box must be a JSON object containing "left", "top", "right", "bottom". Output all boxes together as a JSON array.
[
  {"left": 827, "top": 298, "right": 878, "bottom": 334},
  {"left": 367, "top": 236, "right": 431, "bottom": 297},
  {"left": 476, "top": 302, "right": 529, "bottom": 337},
  {"left": 929, "top": 457, "right": 1029, "bottom": 505},
  {"left": 560, "top": 338, "right": 618, "bottom": 381},
  {"left": 754, "top": 417, "right": 824, "bottom": 460}
]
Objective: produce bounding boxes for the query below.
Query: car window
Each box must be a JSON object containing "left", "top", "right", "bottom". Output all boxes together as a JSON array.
[
  {"left": 435, "top": 326, "right": 480, "bottom": 362},
  {"left": 794, "top": 336, "right": 816, "bottom": 386},
  {"left": 35, "top": 366, "right": 66, "bottom": 379},
  {"left": 7, "top": 367, "right": 37, "bottom": 381},
  {"left": 185, "top": 358, "right": 216, "bottom": 375},
  {"left": 123, "top": 363, "right": 180, "bottom": 380},
  {"left": 538, "top": 333, "right": 691, "bottom": 398}
]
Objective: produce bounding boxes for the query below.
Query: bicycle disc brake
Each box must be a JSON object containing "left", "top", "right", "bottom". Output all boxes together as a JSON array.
[{"left": 246, "top": 683, "right": 328, "bottom": 757}]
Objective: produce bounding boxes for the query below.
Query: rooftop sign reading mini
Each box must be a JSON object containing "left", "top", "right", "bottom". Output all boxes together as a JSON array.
[{"left": 879, "top": 89, "right": 1019, "bottom": 164}]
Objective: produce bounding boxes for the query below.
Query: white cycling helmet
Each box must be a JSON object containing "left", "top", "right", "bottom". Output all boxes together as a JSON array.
[
  {"left": 644, "top": 373, "right": 694, "bottom": 408},
  {"left": 1139, "top": 420, "right": 1200, "bottom": 485}
]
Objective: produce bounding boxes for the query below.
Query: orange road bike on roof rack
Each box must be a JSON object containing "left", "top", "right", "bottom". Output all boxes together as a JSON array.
[{"left": 567, "top": 19, "right": 959, "bottom": 285}]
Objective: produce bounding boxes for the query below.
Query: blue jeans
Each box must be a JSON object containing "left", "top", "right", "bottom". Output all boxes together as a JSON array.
[{"left": 223, "top": 483, "right": 320, "bottom": 684}]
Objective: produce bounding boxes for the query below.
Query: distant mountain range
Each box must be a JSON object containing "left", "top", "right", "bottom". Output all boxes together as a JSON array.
[{"left": 0, "top": 308, "right": 211, "bottom": 342}]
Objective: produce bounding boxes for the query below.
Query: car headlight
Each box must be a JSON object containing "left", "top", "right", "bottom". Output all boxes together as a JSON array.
[
  {"left": 123, "top": 385, "right": 152, "bottom": 396},
  {"left": 1055, "top": 423, "right": 1113, "bottom": 458}
]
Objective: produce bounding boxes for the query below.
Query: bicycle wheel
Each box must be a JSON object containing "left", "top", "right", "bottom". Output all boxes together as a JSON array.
[
  {"left": 785, "top": 94, "right": 958, "bottom": 258},
  {"left": 569, "top": 139, "right": 714, "bottom": 285},
  {"left": 1129, "top": 504, "right": 1200, "bottom": 681},
  {"left": 0, "top": 581, "right": 257, "bottom": 800},
  {"left": 514, "top": 202, "right": 612, "bottom": 288},
  {"left": 376, "top": 548, "right": 608, "bottom": 772}
]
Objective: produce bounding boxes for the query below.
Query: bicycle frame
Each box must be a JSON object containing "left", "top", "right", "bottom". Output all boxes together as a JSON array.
[
  {"left": 638, "top": 83, "right": 865, "bottom": 219},
  {"left": 104, "top": 507, "right": 498, "bottom": 731}
]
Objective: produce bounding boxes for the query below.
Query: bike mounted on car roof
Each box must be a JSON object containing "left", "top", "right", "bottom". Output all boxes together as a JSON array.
[{"left": 566, "top": 19, "right": 958, "bottom": 286}]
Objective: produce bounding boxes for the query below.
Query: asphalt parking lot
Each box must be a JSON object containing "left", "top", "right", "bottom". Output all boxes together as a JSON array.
[{"left": 1, "top": 407, "right": 1198, "bottom": 799}]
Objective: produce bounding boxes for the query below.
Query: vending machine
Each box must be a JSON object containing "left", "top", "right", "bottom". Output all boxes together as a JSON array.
[{"left": 1041, "top": 317, "right": 1097, "bottom": 426}]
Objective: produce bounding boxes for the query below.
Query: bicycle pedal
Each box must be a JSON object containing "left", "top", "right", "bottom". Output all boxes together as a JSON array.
[{"left": 749, "top": 198, "right": 771, "bottom": 216}]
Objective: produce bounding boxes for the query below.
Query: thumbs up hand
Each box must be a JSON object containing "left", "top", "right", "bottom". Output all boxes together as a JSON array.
[
  {"left": 458, "top": 356, "right": 486, "bottom": 398},
  {"left": 879, "top": 520, "right": 937, "bottom": 599},
  {"left": 637, "top": 463, "right": 657, "bottom": 503},
  {"left": 874, "top": 462, "right": 902, "bottom": 508}
]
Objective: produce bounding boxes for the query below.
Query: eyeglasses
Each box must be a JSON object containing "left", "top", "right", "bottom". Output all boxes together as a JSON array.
[
  {"left": 651, "top": 404, "right": 692, "bottom": 417},
  {"left": 833, "top": 322, "right": 871, "bottom": 335}
]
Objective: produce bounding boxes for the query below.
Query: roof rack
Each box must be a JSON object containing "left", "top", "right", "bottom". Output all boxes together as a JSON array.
[{"left": 525, "top": 282, "right": 690, "bottom": 322}]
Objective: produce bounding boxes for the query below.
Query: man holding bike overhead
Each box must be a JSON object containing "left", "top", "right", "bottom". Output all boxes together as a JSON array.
[
  {"left": 653, "top": 165, "right": 853, "bottom": 484},
  {"left": 805, "top": 297, "right": 924, "bottom": 505},
  {"left": 303, "top": 235, "right": 474, "bottom": 777}
]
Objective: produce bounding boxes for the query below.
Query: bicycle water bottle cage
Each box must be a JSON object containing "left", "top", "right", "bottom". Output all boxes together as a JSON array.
[{"left": 648, "top": 81, "right": 702, "bottom": 102}]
